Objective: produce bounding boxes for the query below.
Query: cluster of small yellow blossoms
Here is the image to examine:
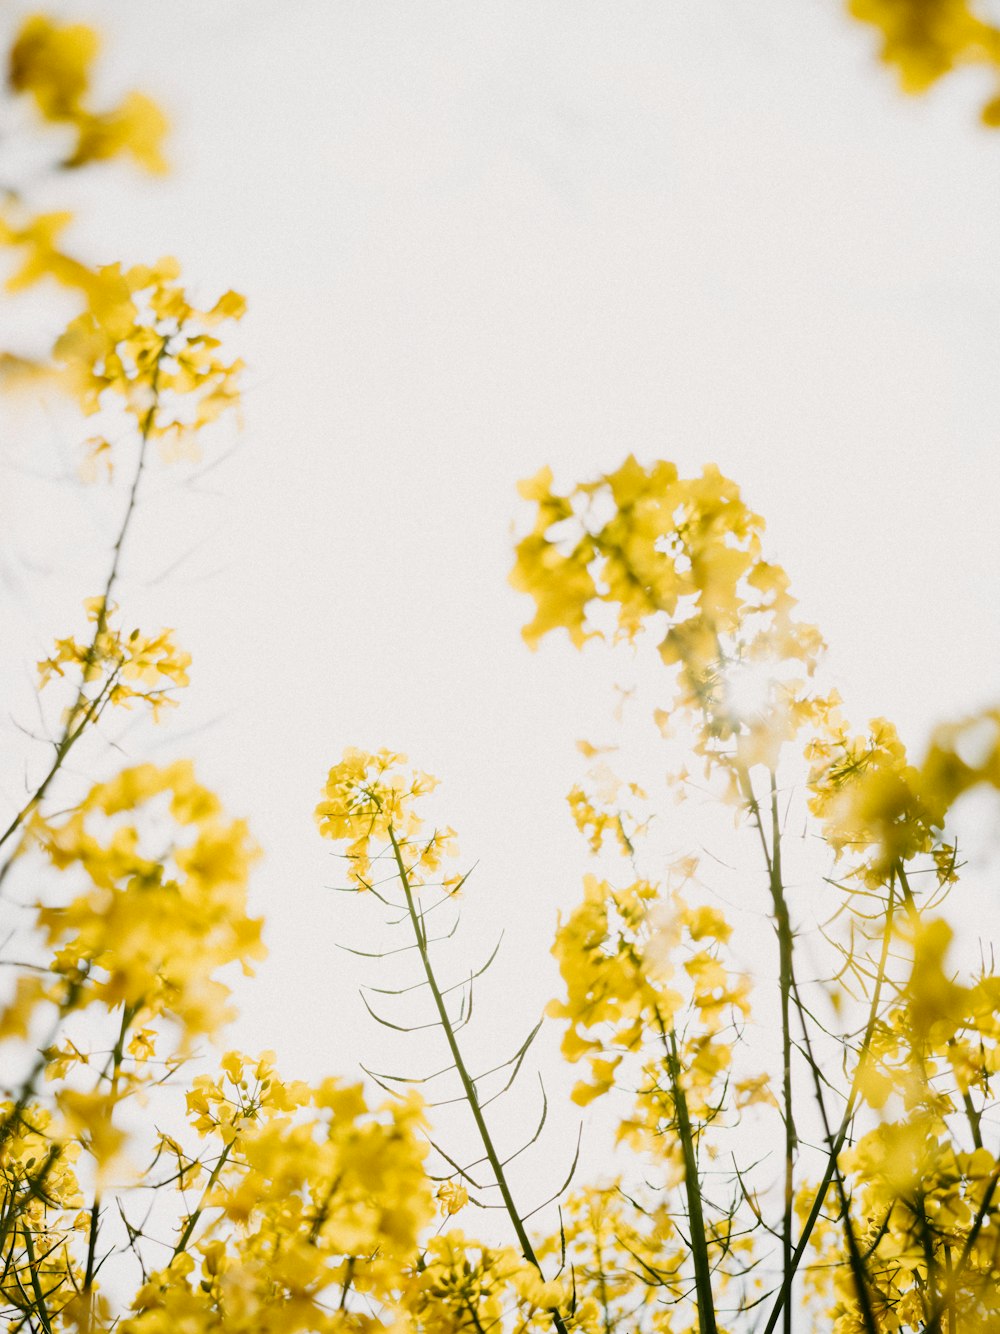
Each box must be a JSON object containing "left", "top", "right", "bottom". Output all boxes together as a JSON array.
[
  {"left": 548, "top": 872, "right": 752, "bottom": 1128},
  {"left": 921, "top": 705, "right": 1000, "bottom": 814},
  {"left": 9, "top": 14, "right": 167, "bottom": 171},
  {"left": 404, "top": 1233, "right": 572, "bottom": 1334},
  {"left": 538, "top": 1185, "right": 672, "bottom": 1334},
  {"left": 566, "top": 762, "right": 649, "bottom": 858},
  {"left": 436, "top": 1181, "right": 469, "bottom": 1216},
  {"left": 849, "top": 0, "right": 1000, "bottom": 126},
  {"left": 118, "top": 1054, "right": 434, "bottom": 1334},
  {"left": 808, "top": 708, "right": 1000, "bottom": 896},
  {"left": 807, "top": 717, "right": 948, "bottom": 890},
  {"left": 539, "top": 1180, "right": 758, "bottom": 1334},
  {"left": 800, "top": 697, "right": 1000, "bottom": 1333},
  {"left": 38, "top": 597, "right": 191, "bottom": 722},
  {"left": 52, "top": 257, "right": 246, "bottom": 448},
  {"left": 24, "top": 760, "right": 264, "bottom": 1041},
  {"left": 841, "top": 1126, "right": 1000, "bottom": 1330},
  {"left": 826, "top": 913, "right": 1000, "bottom": 1330},
  {"left": 1, "top": 14, "right": 191, "bottom": 408},
  {"left": 511, "top": 456, "right": 836, "bottom": 787},
  {"left": 0, "top": 1101, "right": 87, "bottom": 1324},
  {"left": 315, "top": 748, "right": 459, "bottom": 890},
  {"left": 549, "top": 875, "right": 675, "bottom": 1097},
  {"left": 3, "top": 233, "right": 245, "bottom": 467}
]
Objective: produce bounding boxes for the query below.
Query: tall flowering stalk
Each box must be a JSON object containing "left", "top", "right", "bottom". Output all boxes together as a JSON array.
[
  {"left": 315, "top": 750, "right": 575, "bottom": 1334},
  {"left": 511, "top": 457, "right": 1000, "bottom": 1333},
  {"left": 1, "top": 18, "right": 434, "bottom": 1334}
]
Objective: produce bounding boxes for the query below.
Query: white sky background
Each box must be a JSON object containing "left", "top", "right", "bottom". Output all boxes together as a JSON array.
[{"left": 3, "top": 0, "right": 1000, "bottom": 1222}]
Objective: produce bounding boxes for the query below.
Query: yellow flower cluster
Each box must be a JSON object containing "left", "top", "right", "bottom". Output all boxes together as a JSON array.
[
  {"left": 38, "top": 597, "right": 191, "bottom": 722},
  {"left": 808, "top": 709, "right": 1000, "bottom": 891},
  {"left": 843, "top": 1119, "right": 1000, "bottom": 1330},
  {"left": 51, "top": 255, "right": 246, "bottom": 452},
  {"left": 27, "top": 761, "right": 264, "bottom": 1042},
  {"left": 315, "top": 748, "right": 459, "bottom": 890},
  {"left": 849, "top": 0, "right": 1000, "bottom": 125},
  {"left": 0, "top": 1101, "right": 86, "bottom": 1321},
  {"left": 122, "top": 1056, "right": 433, "bottom": 1334},
  {"left": 549, "top": 873, "right": 748, "bottom": 1120},
  {"left": 9, "top": 14, "right": 168, "bottom": 170},
  {"left": 512, "top": 457, "right": 768, "bottom": 650},
  {"left": 0, "top": 220, "right": 246, "bottom": 459},
  {"left": 549, "top": 875, "right": 673, "bottom": 1091},
  {"left": 807, "top": 717, "right": 945, "bottom": 888},
  {"left": 403, "top": 1233, "right": 571, "bottom": 1334},
  {"left": 512, "top": 456, "right": 834, "bottom": 785},
  {"left": 538, "top": 1179, "right": 756, "bottom": 1334},
  {"left": 436, "top": 1181, "right": 470, "bottom": 1216}
]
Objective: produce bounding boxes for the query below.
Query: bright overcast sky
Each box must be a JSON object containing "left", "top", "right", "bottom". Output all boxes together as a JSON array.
[{"left": 3, "top": 2, "right": 1000, "bottom": 1120}]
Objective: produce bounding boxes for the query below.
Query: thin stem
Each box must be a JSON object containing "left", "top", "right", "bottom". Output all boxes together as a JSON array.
[
  {"left": 172, "top": 1140, "right": 234, "bottom": 1262},
  {"left": 20, "top": 1226, "right": 53, "bottom": 1334},
  {"left": 761, "top": 875, "right": 897, "bottom": 1334},
  {"left": 0, "top": 672, "right": 117, "bottom": 889},
  {"left": 387, "top": 827, "right": 569, "bottom": 1334},
  {"left": 82, "top": 1003, "right": 136, "bottom": 1309},
  {"left": 791, "top": 972, "right": 880, "bottom": 1334},
  {"left": 656, "top": 1015, "right": 718, "bottom": 1334},
  {"left": 736, "top": 764, "right": 795, "bottom": 1332},
  {"left": 769, "top": 771, "right": 795, "bottom": 1334},
  {"left": 895, "top": 863, "right": 920, "bottom": 927},
  {"left": 0, "top": 359, "right": 161, "bottom": 864},
  {"left": 915, "top": 1191, "right": 942, "bottom": 1334},
  {"left": 82, "top": 1197, "right": 101, "bottom": 1306}
]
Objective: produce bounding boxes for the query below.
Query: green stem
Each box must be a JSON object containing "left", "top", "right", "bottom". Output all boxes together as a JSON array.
[
  {"left": 737, "top": 764, "right": 796, "bottom": 1332},
  {"left": 387, "top": 827, "right": 569, "bottom": 1334},
  {"left": 791, "top": 972, "right": 880, "bottom": 1334},
  {"left": 172, "top": 1140, "right": 234, "bottom": 1261},
  {"left": 657, "top": 1017, "right": 718, "bottom": 1334},
  {"left": 82, "top": 1003, "right": 137, "bottom": 1309},
  {"left": 895, "top": 863, "right": 920, "bottom": 926},
  {"left": 762, "top": 875, "right": 896, "bottom": 1334},
  {"left": 769, "top": 772, "right": 795, "bottom": 1334},
  {"left": 0, "top": 672, "right": 118, "bottom": 883},
  {"left": 82, "top": 1195, "right": 101, "bottom": 1303},
  {"left": 915, "top": 1192, "right": 942, "bottom": 1334},
  {"left": 0, "top": 360, "right": 160, "bottom": 865},
  {"left": 21, "top": 1225, "right": 54, "bottom": 1334}
]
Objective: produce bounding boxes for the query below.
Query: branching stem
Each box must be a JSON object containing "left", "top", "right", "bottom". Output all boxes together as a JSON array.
[
  {"left": 0, "top": 359, "right": 161, "bottom": 868},
  {"left": 388, "top": 827, "right": 569, "bottom": 1334},
  {"left": 656, "top": 1014, "right": 718, "bottom": 1334}
]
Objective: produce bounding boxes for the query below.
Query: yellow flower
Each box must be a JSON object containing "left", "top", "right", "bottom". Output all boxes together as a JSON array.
[
  {"left": 316, "top": 748, "right": 458, "bottom": 890},
  {"left": 30, "top": 761, "right": 264, "bottom": 1043},
  {"left": 512, "top": 456, "right": 830, "bottom": 785},
  {"left": 848, "top": 0, "right": 1000, "bottom": 127},
  {"left": 437, "top": 1181, "right": 469, "bottom": 1215},
  {"left": 56, "top": 1088, "right": 128, "bottom": 1184},
  {"left": 9, "top": 14, "right": 169, "bottom": 170},
  {"left": 9, "top": 16, "right": 97, "bottom": 121}
]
